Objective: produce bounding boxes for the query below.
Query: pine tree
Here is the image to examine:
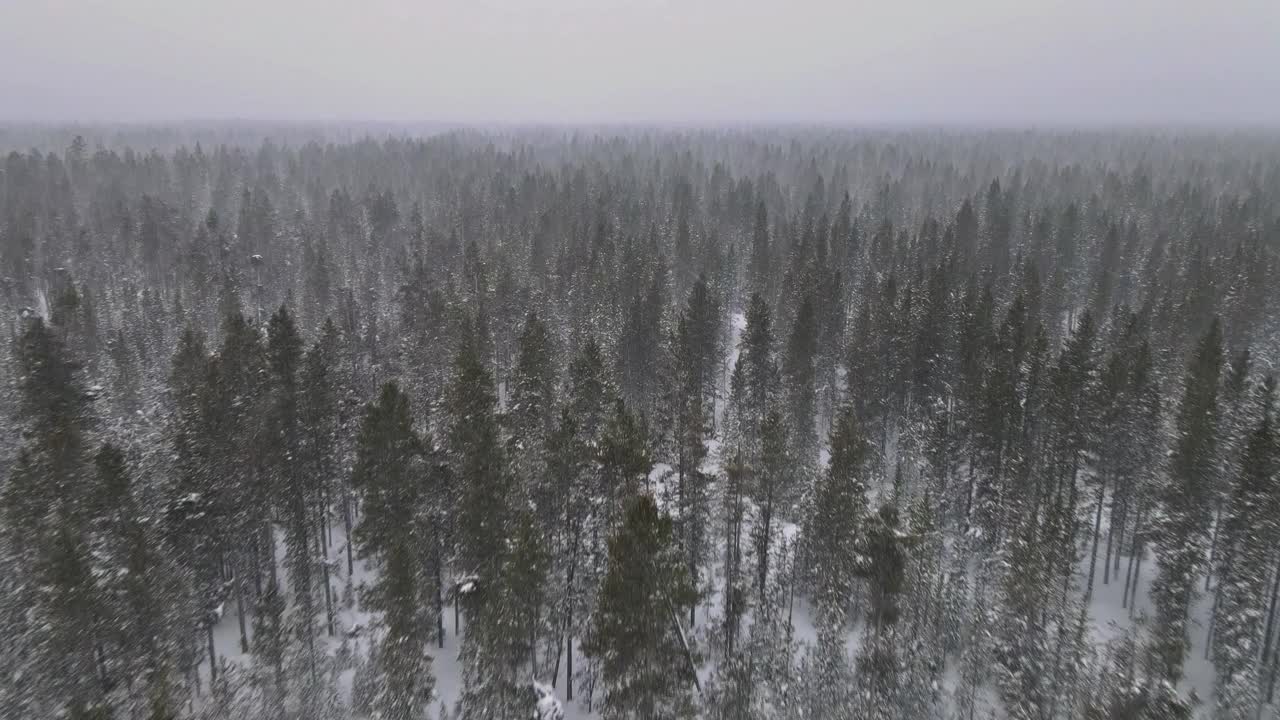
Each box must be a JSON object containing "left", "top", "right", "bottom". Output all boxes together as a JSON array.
[
  {"left": 546, "top": 335, "right": 612, "bottom": 700},
  {"left": 664, "top": 277, "right": 720, "bottom": 621},
  {"left": 267, "top": 304, "right": 326, "bottom": 690},
  {"left": 620, "top": 259, "right": 668, "bottom": 426},
  {"left": 720, "top": 453, "right": 749, "bottom": 660},
  {"left": 897, "top": 494, "right": 945, "bottom": 720},
  {"left": 581, "top": 495, "right": 699, "bottom": 719},
  {"left": 15, "top": 316, "right": 94, "bottom": 515},
  {"left": 708, "top": 532, "right": 801, "bottom": 720},
  {"left": 1206, "top": 347, "right": 1254, "bottom": 587},
  {"left": 732, "top": 293, "right": 777, "bottom": 466},
  {"left": 9, "top": 316, "right": 104, "bottom": 716},
  {"left": 456, "top": 508, "right": 549, "bottom": 720},
  {"left": 752, "top": 410, "right": 792, "bottom": 600},
  {"left": 809, "top": 406, "right": 870, "bottom": 629},
  {"left": 251, "top": 582, "right": 287, "bottom": 717},
  {"left": 801, "top": 612, "right": 855, "bottom": 720},
  {"left": 1212, "top": 376, "right": 1276, "bottom": 720},
  {"left": 301, "top": 318, "right": 342, "bottom": 635},
  {"left": 207, "top": 310, "right": 268, "bottom": 653},
  {"left": 599, "top": 398, "right": 651, "bottom": 527},
  {"left": 351, "top": 382, "right": 435, "bottom": 720},
  {"left": 749, "top": 201, "right": 771, "bottom": 298},
  {"left": 163, "top": 324, "right": 230, "bottom": 686},
  {"left": 782, "top": 293, "right": 819, "bottom": 470},
  {"left": 509, "top": 309, "right": 557, "bottom": 520},
  {"left": 94, "top": 444, "right": 189, "bottom": 718},
  {"left": 446, "top": 320, "right": 510, "bottom": 587},
  {"left": 1149, "top": 319, "right": 1223, "bottom": 683}
]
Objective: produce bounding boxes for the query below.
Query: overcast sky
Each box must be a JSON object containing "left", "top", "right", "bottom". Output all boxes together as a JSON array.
[{"left": 2, "top": 0, "right": 1278, "bottom": 125}]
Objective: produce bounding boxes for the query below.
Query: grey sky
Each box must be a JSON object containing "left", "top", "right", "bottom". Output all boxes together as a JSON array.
[{"left": 2, "top": 0, "right": 1278, "bottom": 125}]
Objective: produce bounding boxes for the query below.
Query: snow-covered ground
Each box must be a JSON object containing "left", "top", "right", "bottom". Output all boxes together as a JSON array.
[{"left": 197, "top": 523, "right": 592, "bottom": 718}]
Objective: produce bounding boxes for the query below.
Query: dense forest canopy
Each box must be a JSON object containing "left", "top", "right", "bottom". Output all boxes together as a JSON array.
[{"left": 1, "top": 126, "right": 1279, "bottom": 720}]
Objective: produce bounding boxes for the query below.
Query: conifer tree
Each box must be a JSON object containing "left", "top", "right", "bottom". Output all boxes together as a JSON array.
[
  {"left": 351, "top": 382, "right": 435, "bottom": 720},
  {"left": 208, "top": 310, "right": 268, "bottom": 652},
  {"left": 455, "top": 507, "right": 549, "bottom": 720},
  {"left": 752, "top": 410, "right": 791, "bottom": 600},
  {"left": 663, "top": 278, "right": 719, "bottom": 627},
  {"left": 9, "top": 316, "right": 103, "bottom": 717},
  {"left": 1118, "top": 339, "right": 1162, "bottom": 611},
  {"left": 854, "top": 504, "right": 914, "bottom": 720},
  {"left": 1212, "top": 376, "right": 1276, "bottom": 720},
  {"left": 250, "top": 582, "right": 287, "bottom": 717},
  {"left": 749, "top": 201, "right": 770, "bottom": 298},
  {"left": 599, "top": 398, "right": 651, "bottom": 527},
  {"left": 301, "top": 318, "right": 342, "bottom": 635},
  {"left": 546, "top": 335, "right": 612, "bottom": 699},
  {"left": 729, "top": 293, "right": 777, "bottom": 466},
  {"left": 446, "top": 320, "right": 510, "bottom": 588},
  {"left": 267, "top": 304, "right": 325, "bottom": 686},
  {"left": 94, "top": 444, "right": 189, "bottom": 718},
  {"left": 809, "top": 406, "right": 870, "bottom": 629},
  {"left": 782, "top": 293, "right": 819, "bottom": 469},
  {"left": 1149, "top": 319, "right": 1223, "bottom": 683},
  {"left": 581, "top": 495, "right": 698, "bottom": 720},
  {"left": 509, "top": 309, "right": 557, "bottom": 519}
]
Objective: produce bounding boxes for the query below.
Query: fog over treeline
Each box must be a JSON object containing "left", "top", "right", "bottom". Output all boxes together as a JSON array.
[{"left": 2, "top": 122, "right": 1280, "bottom": 720}]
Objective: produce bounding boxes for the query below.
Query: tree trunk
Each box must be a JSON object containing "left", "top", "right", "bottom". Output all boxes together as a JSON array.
[
  {"left": 1123, "top": 504, "right": 1141, "bottom": 610},
  {"left": 206, "top": 622, "right": 218, "bottom": 684},
  {"left": 251, "top": 534, "right": 263, "bottom": 600},
  {"left": 323, "top": 558, "right": 335, "bottom": 636},
  {"left": 435, "top": 539, "right": 446, "bottom": 648},
  {"left": 1113, "top": 491, "right": 1126, "bottom": 577},
  {"left": 757, "top": 495, "right": 773, "bottom": 601},
  {"left": 1205, "top": 579, "right": 1221, "bottom": 660},
  {"left": 531, "top": 600, "right": 540, "bottom": 678},
  {"left": 723, "top": 472, "right": 744, "bottom": 659},
  {"left": 342, "top": 490, "right": 354, "bottom": 577},
  {"left": 1260, "top": 558, "right": 1280, "bottom": 666},
  {"left": 1205, "top": 499, "right": 1224, "bottom": 590},
  {"left": 551, "top": 630, "right": 563, "bottom": 690},
  {"left": 1104, "top": 484, "right": 1124, "bottom": 585},
  {"left": 1046, "top": 458, "right": 1082, "bottom": 720},
  {"left": 264, "top": 523, "right": 278, "bottom": 590},
  {"left": 1086, "top": 480, "right": 1106, "bottom": 590},
  {"left": 566, "top": 617, "right": 574, "bottom": 701},
  {"left": 1126, "top": 507, "right": 1146, "bottom": 618},
  {"left": 234, "top": 559, "right": 250, "bottom": 653}
]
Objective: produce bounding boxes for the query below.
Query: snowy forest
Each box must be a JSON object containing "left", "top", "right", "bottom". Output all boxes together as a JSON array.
[{"left": 2, "top": 126, "right": 1280, "bottom": 720}]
